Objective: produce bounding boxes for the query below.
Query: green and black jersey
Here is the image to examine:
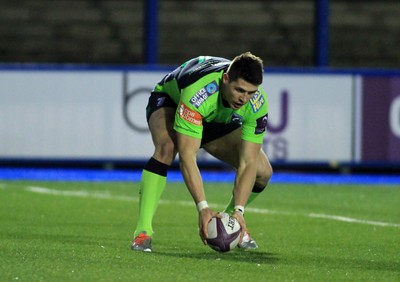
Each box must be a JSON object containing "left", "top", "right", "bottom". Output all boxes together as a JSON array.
[{"left": 153, "top": 56, "right": 269, "bottom": 144}]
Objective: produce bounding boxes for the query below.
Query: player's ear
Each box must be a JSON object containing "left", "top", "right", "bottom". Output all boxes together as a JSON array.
[{"left": 222, "top": 73, "right": 229, "bottom": 83}]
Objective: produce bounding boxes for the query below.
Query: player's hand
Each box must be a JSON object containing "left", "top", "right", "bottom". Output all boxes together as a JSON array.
[
  {"left": 198, "top": 208, "right": 221, "bottom": 245},
  {"left": 231, "top": 210, "right": 246, "bottom": 244}
]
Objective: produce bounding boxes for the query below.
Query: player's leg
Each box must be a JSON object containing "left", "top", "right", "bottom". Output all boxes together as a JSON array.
[
  {"left": 134, "top": 107, "right": 177, "bottom": 236},
  {"left": 132, "top": 94, "right": 177, "bottom": 252},
  {"left": 245, "top": 148, "right": 272, "bottom": 207}
]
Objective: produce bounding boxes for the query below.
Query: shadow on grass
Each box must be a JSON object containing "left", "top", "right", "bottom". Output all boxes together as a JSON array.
[
  {"left": 154, "top": 249, "right": 400, "bottom": 273},
  {"left": 155, "top": 249, "right": 280, "bottom": 264}
]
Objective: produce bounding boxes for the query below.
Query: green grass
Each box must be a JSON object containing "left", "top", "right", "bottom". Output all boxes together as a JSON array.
[{"left": 1, "top": 180, "right": 399, "bottom": 281}]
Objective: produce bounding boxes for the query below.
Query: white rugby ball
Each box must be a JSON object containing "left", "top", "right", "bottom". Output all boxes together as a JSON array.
[{"left": 207, "top": 212, "right": 241, "bottom": 252}]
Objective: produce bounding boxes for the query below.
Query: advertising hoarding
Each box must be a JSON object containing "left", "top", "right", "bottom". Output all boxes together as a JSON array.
[
  {"left": 3, "top": 69, "right": 396, "bottom": 165},
  {"left": 361, "top": 77, "right": 400, "bottom": 162}
]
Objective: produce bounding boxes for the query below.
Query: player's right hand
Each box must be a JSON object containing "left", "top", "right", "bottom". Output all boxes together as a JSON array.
[{"left": 198, "top": 208, "right": 221, "bottom": 245}]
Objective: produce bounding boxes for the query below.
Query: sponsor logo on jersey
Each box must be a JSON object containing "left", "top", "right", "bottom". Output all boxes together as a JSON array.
[
  {"left": 190, "top": 80, "right": 219, "bottom": 108},
  {"left": 178, "top": 102, "right": 202, "bottom": 126},
  {"left": 249, "top": 91, "right": 264, "bottom": 113},
  {"left": 255, "top": 114, "right": 268, "bottom": 134}
]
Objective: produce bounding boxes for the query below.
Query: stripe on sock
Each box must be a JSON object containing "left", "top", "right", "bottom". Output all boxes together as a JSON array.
[{"left": 143, "top": 157, "right": 169, "bottom": 177}]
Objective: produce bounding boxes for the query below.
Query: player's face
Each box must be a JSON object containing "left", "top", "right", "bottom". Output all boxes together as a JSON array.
[{"left": 222, "top": 73, "right": 259, "bottom": 110}]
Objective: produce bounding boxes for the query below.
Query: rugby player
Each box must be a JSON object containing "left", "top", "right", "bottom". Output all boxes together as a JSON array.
[{"left": 131, "top": 52, "right": 272, "bottom": 252}]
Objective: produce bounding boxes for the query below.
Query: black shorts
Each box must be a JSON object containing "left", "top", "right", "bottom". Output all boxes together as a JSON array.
[
  {"left": 146, "top": 91, "right": 177, "bottom": 122},
  {"left": 146, "top": 92, "right": 241, "bottom": 146}
]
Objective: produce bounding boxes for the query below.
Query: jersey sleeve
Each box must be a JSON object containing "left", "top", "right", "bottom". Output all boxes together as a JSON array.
[{"left": 240, "top": 88, "right": 269, "bottom": 144}]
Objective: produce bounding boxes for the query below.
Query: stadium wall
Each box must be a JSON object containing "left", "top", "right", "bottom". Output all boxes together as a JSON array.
[{"left": 0, "top": 66, "right": 399, "bottom": 171}]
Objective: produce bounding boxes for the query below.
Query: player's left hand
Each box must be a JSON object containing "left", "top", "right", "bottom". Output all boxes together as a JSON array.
[{"left": 231, "top": 210, "right": 246, "bottom": 243}]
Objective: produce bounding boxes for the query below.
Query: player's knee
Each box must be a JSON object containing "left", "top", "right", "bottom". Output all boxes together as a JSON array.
[
  {"left": 253, "top": 161, "right": 273, "bottom": 192},
  {"left": 154, "top": 140, "right": 176, "bottom": 165}
]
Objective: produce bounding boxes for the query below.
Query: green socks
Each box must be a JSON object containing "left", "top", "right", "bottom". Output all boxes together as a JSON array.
[
  {"left": 224, "top": 191, "right": 263, "bottom": 214},
  {"left": 134, "top": 170, "right": 166, "bottom": 237}
]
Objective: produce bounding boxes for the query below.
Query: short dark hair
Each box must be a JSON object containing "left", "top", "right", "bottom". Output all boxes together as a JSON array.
[{"left": 227, "top": 52, "right": 264, "bottom": 85}]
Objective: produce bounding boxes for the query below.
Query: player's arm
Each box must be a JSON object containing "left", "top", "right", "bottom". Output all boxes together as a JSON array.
[
  {"left": 176, "top": 132, "right": 204, "bottom": 204},
  {"left": 176, "top": 132, "right": 220, "bottom": 244},
  {"left": 235, "top": 105, "right": 268, "bottom": 209},
  {"left": 231, "top": 140, "right": 262, "bottom": 235},
  {"left": 234, "top": 140, "right": 261, "bottom": 206}
]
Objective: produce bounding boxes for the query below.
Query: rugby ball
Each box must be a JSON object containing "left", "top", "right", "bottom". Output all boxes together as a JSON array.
[{"left": 207, "top": 212, "right": 241, "bottom": 252}]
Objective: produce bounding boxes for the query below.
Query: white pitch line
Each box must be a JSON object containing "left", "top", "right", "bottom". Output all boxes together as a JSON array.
[
  {"left": 308, "top": 213, "right": 400, "bottom": 228},
  {"left": 26, "top": 186, "right": 136, "bottom": 202},
  {"left": 26, "top": 186, "right": 400, "bottom": 228}
]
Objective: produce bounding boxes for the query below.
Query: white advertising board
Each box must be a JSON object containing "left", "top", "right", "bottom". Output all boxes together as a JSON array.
[
  {"left": 0, "top": 70, "right": 353, "bottom": 162},
  {"left": 0, "top": 71, "right": 161, "bottom": 159},
  {"left": 264, "top": 74, "right": 353, "bottom": 162}
]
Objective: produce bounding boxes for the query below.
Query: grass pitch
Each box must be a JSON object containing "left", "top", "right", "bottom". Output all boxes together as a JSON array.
[{"left": 0, "top": 179, "right": 399, "bottom": 281}]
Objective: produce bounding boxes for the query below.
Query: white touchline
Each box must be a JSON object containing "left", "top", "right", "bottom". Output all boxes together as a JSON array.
[{"left": 26, "top": 186, "right": 400, "bottom": 228}]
